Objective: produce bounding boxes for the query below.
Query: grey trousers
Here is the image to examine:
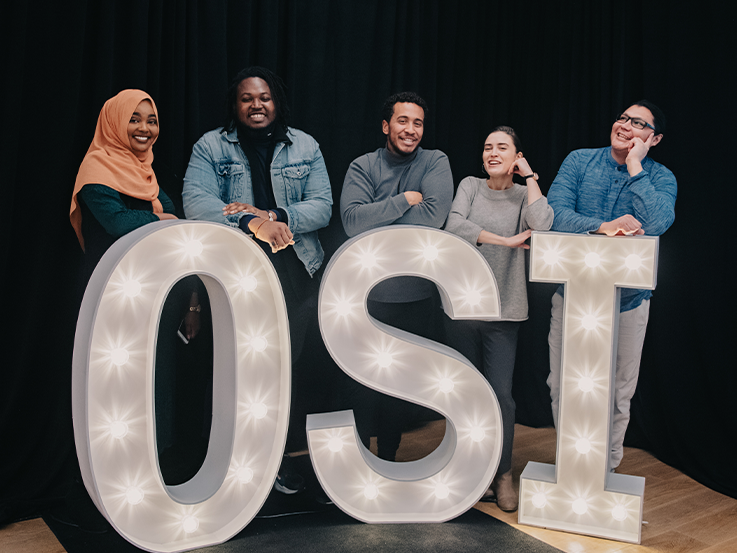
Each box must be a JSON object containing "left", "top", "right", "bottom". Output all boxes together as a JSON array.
[{"left": 547, "top": 293, "right": 650, "bottom": 469}]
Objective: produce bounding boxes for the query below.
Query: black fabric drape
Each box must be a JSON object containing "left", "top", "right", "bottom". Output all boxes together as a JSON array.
[{"left": 1, "top": 0, "right": 734, "bottom": 522}]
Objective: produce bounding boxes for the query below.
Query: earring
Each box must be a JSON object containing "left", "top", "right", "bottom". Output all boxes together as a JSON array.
[{"left": 481, "top": 162, "right": 487, "bottom": 175}]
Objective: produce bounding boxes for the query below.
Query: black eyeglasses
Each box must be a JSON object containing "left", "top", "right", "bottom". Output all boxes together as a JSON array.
[{"left": 615, "top": 114, "right": 655, "bottom": 131}]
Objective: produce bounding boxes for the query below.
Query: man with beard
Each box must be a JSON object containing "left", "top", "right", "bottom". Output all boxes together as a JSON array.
[{"left": 340, "top": 92, "right": 453, "bottom": 461}]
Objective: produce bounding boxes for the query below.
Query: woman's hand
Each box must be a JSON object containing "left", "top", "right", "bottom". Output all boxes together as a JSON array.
[
  {"left": 504, "top": 229, "right": 532, "bottom": 249},
  {"left": 508, "top": 156, "right": 533, "bottom": 177},
  {"left": 248, "top": 218, "right": 295, "bottom": 253},
  {"left": 156, "top": 212, "right": 178, "bottom": 220},
  {"left": 223, "top": 202, "right": 268, "bottom": 219}
]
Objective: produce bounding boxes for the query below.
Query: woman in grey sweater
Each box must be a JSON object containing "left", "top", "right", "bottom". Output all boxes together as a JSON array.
[{"left": 445, "top": 126, "right": 553, "bottom": 512}]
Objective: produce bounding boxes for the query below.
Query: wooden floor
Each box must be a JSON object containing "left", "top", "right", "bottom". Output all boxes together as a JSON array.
[{"left": 2, "top": 422, "right": 736, "bottom": 553}]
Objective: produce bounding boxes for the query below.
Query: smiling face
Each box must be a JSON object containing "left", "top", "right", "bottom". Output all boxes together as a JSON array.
[
  {"left": 610, "top": 104, "right": 662, "bottom": 159},
  {"left": 127, "top": 100, "right": 159, "bottom": 160},
  {"left": 236, "top": 77, "right": 276, "bottom": 129},
  {"left": 382, "top": 102, "right": 424, "bottom": 156},
  {"left": 482, "top": 131, "right": 522, "bottom": 176}
]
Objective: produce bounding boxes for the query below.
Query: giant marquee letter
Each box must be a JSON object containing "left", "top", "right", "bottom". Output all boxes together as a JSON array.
[
  {"left": 518, "top": 231, "right": 658, "bottom": 543},
  {"left": 309, "top": 226, "right": 504, "bottom": 523},
  {"left": 72, "top": 221, "right": 291, "bottom": 553}
]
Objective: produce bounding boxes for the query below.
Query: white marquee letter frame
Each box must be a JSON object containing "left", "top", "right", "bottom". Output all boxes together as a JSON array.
[
  {"left": 309, "top": 226, "right": 504, "bottom": 523},
  {"left": 519, "top": 231, "right": 658, "bottom": 543},
  {"left": 72, "top": 221, "right": 291, "bottom": 553}
]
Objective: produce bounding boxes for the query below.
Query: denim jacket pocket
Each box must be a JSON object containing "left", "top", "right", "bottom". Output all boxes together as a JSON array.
[
  {"left": 281, "top": 163, "right": 311, "bottom": 202},
  {"left": 216, "top": 162, "right": 246, "bottom": 202}
]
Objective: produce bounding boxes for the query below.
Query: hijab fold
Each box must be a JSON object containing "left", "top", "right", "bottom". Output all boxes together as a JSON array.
[{"left": 70, "top": 89, "right": 162, "bottom": 250}]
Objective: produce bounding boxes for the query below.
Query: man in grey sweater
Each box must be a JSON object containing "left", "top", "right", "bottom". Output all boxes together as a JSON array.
[{"left": 339, "top": 91, "right": 453, "bottom": 460}]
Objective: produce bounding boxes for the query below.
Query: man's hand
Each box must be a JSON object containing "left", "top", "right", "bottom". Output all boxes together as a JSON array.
[
  {"left": 404, "top": 191, "right": 423, "bottom": 205},
  {"left": 248, "top": 218, "right": 295, "bottom": 252},
  {"left": 596, "top": 215, "right": 644, "bottom": 236},
  {"left": 223, "top": 202, "right": 268, "bottom": 219},
  {"left": 625, "top": 133, "right": 656, "bottom": 175}
]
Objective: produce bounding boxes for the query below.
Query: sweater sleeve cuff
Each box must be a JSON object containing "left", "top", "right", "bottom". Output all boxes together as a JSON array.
[{"left": 239, "top": 214, "right": 257, "bottom": 233}]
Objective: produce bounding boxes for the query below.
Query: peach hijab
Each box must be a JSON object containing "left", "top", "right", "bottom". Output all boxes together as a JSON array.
[{"left": 70, "top": 89, "right": 163, "bottom": 250}]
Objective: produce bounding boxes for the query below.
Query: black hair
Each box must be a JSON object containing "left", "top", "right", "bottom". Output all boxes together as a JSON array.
[
  {"left": 381, "top": 92, "right": 429, "bottom": 124},
  {"left": 487, "top": 125, "right": 523, "bottom": 153},
  {"left": 630, "top": 100, "right": 666, "bottom": 135},
  {"left": 223, "top": 66, "right": 290, "bottom": 133}
]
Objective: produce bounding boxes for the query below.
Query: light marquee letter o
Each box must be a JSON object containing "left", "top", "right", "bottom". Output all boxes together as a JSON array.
[
  {"left": 309, "top": 226, "right": 504, "bottom": 523},
  {"left": 72, "top": 221, "right": 290, "bottom": 553}
]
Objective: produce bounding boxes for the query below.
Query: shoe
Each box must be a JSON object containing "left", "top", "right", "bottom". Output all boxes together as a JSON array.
[
  {"left": 480, "top": 470, "right": 518, "bottom": 512},
  {"left": 273, "top": 455, "right": 305, "bottom": 494}
]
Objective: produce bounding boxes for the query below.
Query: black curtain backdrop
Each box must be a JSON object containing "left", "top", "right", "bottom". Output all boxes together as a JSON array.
[{"left": 1, "top": 0, "right": 734, "bottom": 523}]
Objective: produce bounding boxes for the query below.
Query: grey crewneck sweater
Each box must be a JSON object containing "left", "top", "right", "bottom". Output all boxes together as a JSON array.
[{"left": 446, "top": 177, "right": 554, "bottom": 320}]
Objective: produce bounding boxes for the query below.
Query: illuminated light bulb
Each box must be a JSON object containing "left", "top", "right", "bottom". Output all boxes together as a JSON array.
[
  {"left": 625, "top": 254, "right": 642, "bottom": 270},
  {"left": 335, "top": 300, "right": 352, "bottom": 317},
  {"left": 363, "top": 483, "right": 379, "bottom": 500},
  {"left": 109, "top": 420, "right": 129, "bottom": 439},
  {"left": 239, "top": 275, "right": 257, "bottom": 292},
  {"left": 360, "top": 252, "right": 377, "bottom": 269},
  {"left": 543, "top": 249, "right": 560, "bottom": 265},
  {"left": 184, "top": 239, "right": 203, "bottom": 256},
  {"left": 438, "top": 378, "right": 454, "bottom": 393},
  {"left": 581, "top": 315, "right": 597, "bottom": 330},
  {"left": 376, "top": 352, "right": 393, "bottom": 368},
  {"left": 434, "top": 483, "right": 449, "bottom": 499},
  {"left": 612, "top": 504, "right": 628, "bottom": 521},
  {"left": 250, "top": 403, "right": 267, "bottom": 419},
  {"left": 182, "top": 515, "right": 199, "bottom": 534},
  {"left": 423, "top": 245, "right": 439, "bottom": 261},
  {"left": 250, "top": 336, "right": 268, "bottom": 352},
  {"left": 469, "top": 427, "right": 486, "bottom": 442},
  {"left": 125, "top": 486, "right": 144, "bottom": 505},
  {"left": 110, "top": 348, "right": 130, "bottom": 366},
  {"left": 578, "top": 376, "right": 594, "bottom": 393},
  {"left": 122, "top": 280, "right": 141, "bottom": 297},
  {"left": 532, "top": 492, "right": 547, "bottom": 508},
  {"left": 572, "top": 498, "right": 588, "bottom": 515},
  {"left": 584, "top": 252, "right": 601, "bottom": 268},
  {"left": 465, "top": 290, "right": 481, "bottom": 306},
  {"left": 327, "top": 437, "right": 344, "bottom": 452},
  {"left": 236, "top": 467, "right": 254, "bottom": 484},
  {"left": 575, "top": 438, "right": 591, "bottom": 454}
]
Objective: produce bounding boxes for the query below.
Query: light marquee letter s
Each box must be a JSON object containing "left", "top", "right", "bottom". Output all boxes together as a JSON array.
[
  {"left": 519, "top": 231, "right": 658, "bottom": 544},
  {"left": 72, "top": 221, "right": 290, "bottom": 553},
  {"left": 308, "top": 226, "right": 504, "bottom": 523}
]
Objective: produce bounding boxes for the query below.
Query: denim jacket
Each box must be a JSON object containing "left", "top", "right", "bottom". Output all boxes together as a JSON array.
[{"left": 183, "top": 127, "right": 333, "bottom": 276}]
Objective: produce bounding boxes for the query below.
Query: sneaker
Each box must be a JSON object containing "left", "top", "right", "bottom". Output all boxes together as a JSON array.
[{"left": 273, "top": 455, "right": 305, "bottom": 494}]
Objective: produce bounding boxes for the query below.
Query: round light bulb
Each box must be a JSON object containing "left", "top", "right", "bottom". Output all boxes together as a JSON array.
[
  {"left": 423, "top": 245, "right": 439, "bottom": 261},
  {"left": 625, "top": 254, "right": 642, "bottom": 270},
  {"left": 363, "top": 483, "right": 378, "bottom": 500},
  {"left": 250, "top": 403, "right": 267, "bottom": 419},
  {"left": 182, "top": 515, "right": 199, "bottom": 533},
  {"left": 438, "top": 378, "right": 454, "bottom": 393},
  {"left": 360, "top": 252, "right": 377, "bottom": 269},
  {"left": 376, "top": 352, "right": 393, "bottom": 368},
  {"left": 434, "top": 483, "right": 449, "bottom": 499},
  {"left": 184, "top": 240, "right": 203, "bottom": 256},
  {"left": 578, "top": 376, "right": 594, "bottom": 393},
  {"left": 250, "top": 336, "right": 268, "bottom": 352},
  {"left": 575, "top": 438, "right": 591, "bottom": 454},
  {"left": 110, "top": 348, "right": 129, "bottom": 366},
  {"left": 612, "top": 504, "right": 628, "bottom": 521},
  {"left": 239, "top": 275, "right": 257, "bottom": 292},
  {"left": 465, "top": 290, "right": 481, "bottom": 306},
  {"left": 122, "top": 280, "right": 141, "bottom": 298},
  {"left": 572, "top": 498, "right": 588, "bottom": 515},
  {"left": 335, "top": 300, "right": 352, "bottom": 317},
  {"left": 328, "top": 437, "right": 344, "bottom": 452},
  {"left": 543, "top": 250, "right": 559, "bottom": 265},
  {"left": 532, "top": 492, "right": 547, "bottom": 508},
  {"left": 581, "top": 315, "right": 597, "bottom": 330},
  {"left": 584, "top": 252, "right": 601, "bottom": 268},
  {"left": 125, "top": 486, "right": 144, "bottom": 505},
  {"left": 469, "top": 427, "right": 486, "bottom": 442},
  {"left": 109, "top": 420, "right": 129, "bottom": 439},
  {"left": 236, "top": 467, "right": 254, "bottom": 484}
]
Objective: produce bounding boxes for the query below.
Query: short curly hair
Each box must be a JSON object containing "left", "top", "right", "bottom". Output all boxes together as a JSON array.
[{"left": 381, "top": 92, "right": 429, "bottom": 124}]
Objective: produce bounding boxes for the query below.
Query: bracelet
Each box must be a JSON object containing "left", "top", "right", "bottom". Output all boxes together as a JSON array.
[
  {"left": 252, "top": 218, "right": 268, "bottom": 238},
  {"left": 189, "top": 305, "right": 201, "bottom": 312},
  {"left": 521, "top": 173, "right": 539, "bottom": 181}
]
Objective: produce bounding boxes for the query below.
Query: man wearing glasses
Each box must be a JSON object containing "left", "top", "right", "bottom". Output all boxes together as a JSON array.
[{"left": 546, "top": 100, "right": 677, "bottom": 471}]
